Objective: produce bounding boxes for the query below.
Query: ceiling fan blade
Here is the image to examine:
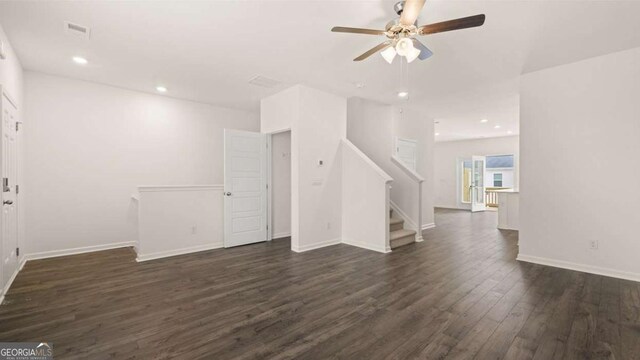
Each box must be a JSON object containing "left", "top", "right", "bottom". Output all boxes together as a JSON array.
[
  {"left": 400, "top": 0, "right": 426, "bottom": 26},
  {"left": 418, "top": 14, "right": 486, "bottom": 35},
  {"left": 331, "top": 27, "right": 386, "bottom": 35},
  {"left": 354, "top": 42, "right": 390, "bottom": 61},
  {"left": 412, "top": 39, "right": 433, "bottom": 60}
]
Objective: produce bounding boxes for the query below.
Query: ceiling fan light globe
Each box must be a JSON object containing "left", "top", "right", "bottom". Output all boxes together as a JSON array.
[
  {"left": 395, "top": 38, "right": 414, "bottom": 56},
  {"left": 406, "top": 46, "right": 421, "bottom": 63},
  {"left": 381, "top": 47, "right": 397, "bottom": 64}
]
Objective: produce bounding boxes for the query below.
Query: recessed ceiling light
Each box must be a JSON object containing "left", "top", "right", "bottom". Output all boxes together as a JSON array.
[
  {"left": 480, "top": 119, "right": 488, "bottom": 123},
  {"left": 72, "top": 56, "right": 88, "bottom": 65},
  {"left": 397, "top": 91, "right": 409, "bottom": 98},
  {"left": 507, "top": 130, "right": 513, "bottom": 134},
  {"left": 435, "top": 132, "right": 440, "bottom": 136},
  {"left": 156, "top": 86, "right": 168, "bottom": 93},
  {"left": 494, "top": 125, "right": 501, "bottom": 129}
]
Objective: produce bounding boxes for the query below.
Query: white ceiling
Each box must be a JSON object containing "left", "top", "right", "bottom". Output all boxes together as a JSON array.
[{"left": 2, "top": 0, "right": 640, "bottom": 141}]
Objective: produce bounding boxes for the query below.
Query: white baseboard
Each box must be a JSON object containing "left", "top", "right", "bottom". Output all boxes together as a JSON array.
[
  {"left": 136, "top": 242, "right": 223, "bottom": 262},
  {"left": 421, "top": 223, "right": 436, "bottom": 231},
  {"left": 434, "top": 206, "right": 469, "bottom": 211},
  {"left": 517, "top": 254, "right": 640, "bottom": 283},
  {"left": 342, "top": 238, "right": 390, "bottom": 254},
  {"left": 291, "top": 238, "right": 341, "bottom": 253},
  {"left": 272, "top": 232, "right": 291, "bottom": 239},
  {"left": 25, "top": 241, "right": 136, "bottom": 261},
  {"left": 1, "top": 257, "right": 28, "bottom": 305}
]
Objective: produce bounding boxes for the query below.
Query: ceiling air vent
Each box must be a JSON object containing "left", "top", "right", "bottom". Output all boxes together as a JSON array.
[
  {"left": 248, "top": 76, "right": 281, "bottom": 88},
  {"left": 64, "top": 21, "right": 91, "bottom": 39}
]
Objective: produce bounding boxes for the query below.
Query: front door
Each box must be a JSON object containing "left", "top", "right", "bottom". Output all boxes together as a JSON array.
[
  {"left": 223, "top": 129, "right": 267, "bottom": 248},
  {"left": 2, "top": 92, "right": 18, "bottom": 287},
  {"left": 471, "top": 155, "right": 486, "bottom": 212}
]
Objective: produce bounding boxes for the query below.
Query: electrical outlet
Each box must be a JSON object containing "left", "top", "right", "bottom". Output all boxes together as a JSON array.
[
  {"left": 589, "top": 240, "right": 598, "bottom": 250},
  {"left": 191, "top": 226, "right": 197, "bottom": 235},
  {"left": 327, "top": 222, "right": 331, "bottom": 230}
]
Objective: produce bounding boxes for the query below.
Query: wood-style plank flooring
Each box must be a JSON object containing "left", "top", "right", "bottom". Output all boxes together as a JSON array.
[{"left": 1, "top": 209, "right": 639, "bottom": 359}]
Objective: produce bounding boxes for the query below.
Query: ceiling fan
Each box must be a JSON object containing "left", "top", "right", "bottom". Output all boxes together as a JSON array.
[{"left": 331, "top": 0, "right": 485, "bottom": 63}]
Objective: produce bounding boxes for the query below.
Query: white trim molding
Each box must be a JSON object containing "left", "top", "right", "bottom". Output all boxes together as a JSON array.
[
  {"left": 291, "top": 238, "right": 341, "bottom": 253},
  {"left": 390, "top": 155, "right": 425, "bottom": 183},
  {"left": 137, "top": 184, "right": 223, "bottom": 192},
  {"left": 272, "top": 232, "right": 291, "bottom": 239},
  {"left": 26, "top": 241, "right": 136, "bottom": 261},
  {"left": 0, "top": 257, "right": 27, "bottom": 305},
  {"left": 342, "top": 238, "right": 391, "bottom": 254},
  {"left": 389, "top": 200, "right": 416, "bottom": 230},
  {"left": 343, "top": 140, "right": 393, "bottom": 183},
  {"left": 517, "top": 254, "right": 640, "bottom": 283},
  {"left": 136, "top": 242, "right": 223, "bottom": 262},
  {"left": 421, "top": 223, "right": 436, "bottom": 231}
]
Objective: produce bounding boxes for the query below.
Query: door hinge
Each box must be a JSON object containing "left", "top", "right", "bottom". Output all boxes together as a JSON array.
[
  {"left": 266, "top": 184, "right": 269, "bottom": 189},
  {"left": 16, "top": 247, "right": 19, "bottom": 257},
  {"left": 15, "top": 122, "right": 20, "bottom": 132},
  {"left": 16, "top": 184, "right": 19, "bottom": 195}
]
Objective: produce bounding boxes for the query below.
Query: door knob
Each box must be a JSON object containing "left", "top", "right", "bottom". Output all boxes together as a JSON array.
[
  {"left": 3, "top": 200, "right": 13, "bottom": 205},
  {"left": 225, "top": 192, "right": 232, "bottom": 196}
]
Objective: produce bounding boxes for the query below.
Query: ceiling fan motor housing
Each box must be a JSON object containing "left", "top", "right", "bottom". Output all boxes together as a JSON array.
[{"left": 394, "top": 1, "right": 405, "bottom": 16}]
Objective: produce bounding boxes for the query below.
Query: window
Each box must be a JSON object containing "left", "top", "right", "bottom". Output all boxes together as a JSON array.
[
  {"left": 486, "top": 155, "right": 514, "bottom": 169},
  {"left": 493, "top": 173, "right": 503, "bottom": 187},
  {"left": 461, "top": 160, "right": 472, "bottom": 203}
]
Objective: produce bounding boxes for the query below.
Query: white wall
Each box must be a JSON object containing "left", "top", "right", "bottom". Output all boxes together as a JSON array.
[
  {"left": 136, "top": 185, "right": 223, "bottom": 261},
  {"left": 0, "top": 26, "right": 22, "bottom": 106},
  {"left": 342, "top": 140, "right": 391, "bottom": 253},
  {"left": 395, "top": 107, "right": 435, "bottom": 228},
  {"left": 434, "top": 136, "right": 519, "bottom": 210},
  {"left": 0, "top": 24, "right": 24, "bottom": 295},
  {"left": 261, "top": 85, "right": 345, "bottom": 252},
  {"left": 486, "top": 168, "right": 515, "bottom": 188},
  {"left": 519, "top": 46, "right": 640, "bottom": 281},
  {"left": 347, "top": 97, "right": 435, "bottom": 229},
  {"left": 260, "top": 86, "right": 296, "bottom": 134},
  {"left": 24, "top": 72, "right": 259, "bottom": 257},
  {"left": 271, "top": 130, "right": 291, "bottom": 239}
]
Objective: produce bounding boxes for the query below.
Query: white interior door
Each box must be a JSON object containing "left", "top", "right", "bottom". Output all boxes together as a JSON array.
[
  {"left": 1, "top": 92, "right": 18, "bottom": 287},
  {"left": 396, "top": 137, "right": 417, "bottom": 171},
  {"left": 471, "top": 155, "right": 486, "bottom": 212},
  {"left": 224, "top": 129, "right": 267, "bottom": 248}
]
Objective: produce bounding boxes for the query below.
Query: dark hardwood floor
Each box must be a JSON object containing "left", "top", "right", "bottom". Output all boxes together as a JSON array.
[{"left": 1, "top": 209, "right": 639, "bottom": 359}]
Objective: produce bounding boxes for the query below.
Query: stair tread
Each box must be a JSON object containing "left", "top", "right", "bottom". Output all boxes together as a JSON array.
[
  {"left": 390, "top": 229, "right": 416, "bottom": 241},
  {"left": 390, "top": 217, "right": 404, "bottom": 225}
]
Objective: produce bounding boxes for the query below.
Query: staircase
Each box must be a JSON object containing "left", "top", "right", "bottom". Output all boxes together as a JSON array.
[{"left": 389, "top": 210, "right": 417, "bottom": 249}]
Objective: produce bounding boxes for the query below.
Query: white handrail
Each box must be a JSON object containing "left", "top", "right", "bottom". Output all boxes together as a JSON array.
[
  {"left": 390, "top": 155, "right": 424, "bottom": 183},
  {"left": 389, "top": 155, "right": 424, "bottom": 242},
  {"left": 343, "top": 139, "right": 393, "bottom": 183}
]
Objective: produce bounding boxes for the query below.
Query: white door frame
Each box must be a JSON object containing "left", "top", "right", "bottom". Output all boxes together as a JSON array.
[
  {"left": 0, "top": 85, "right": 20, "bottom": 294},
  {"left": 396, "top": 137, "right": 417, "bottom": 171},
  {"left": 223, "top": 129, "right": 268, "bottom": 248},
  {"left": 266, "top": 128, "right": 291, "bottom": 241},
  {"left": 471, "top": 155, "right": 487, "bottom": 212}
]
